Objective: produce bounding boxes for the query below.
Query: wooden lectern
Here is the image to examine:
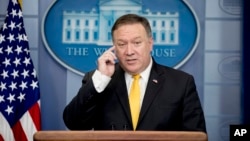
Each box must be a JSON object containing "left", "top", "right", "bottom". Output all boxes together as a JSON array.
[{"left": 33, "top": 131, "right": 208, "bottom": 141}]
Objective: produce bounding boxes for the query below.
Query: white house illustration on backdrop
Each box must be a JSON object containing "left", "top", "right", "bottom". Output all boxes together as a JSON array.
[{"left": 62, "top": 0, "right": 179, "bottom": 46}]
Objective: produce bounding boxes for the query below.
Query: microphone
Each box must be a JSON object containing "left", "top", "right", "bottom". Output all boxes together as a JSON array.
[
  {"left": 110, "top": 123, "right": 116, "bottom": 130},
  {"left": 123, "top": 124, "right": 129, "bottom": 130}
]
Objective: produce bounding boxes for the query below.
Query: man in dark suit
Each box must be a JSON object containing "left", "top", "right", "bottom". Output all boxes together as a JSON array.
[{"left": 63, "top": 14, "right": 206, "bottom": 132}]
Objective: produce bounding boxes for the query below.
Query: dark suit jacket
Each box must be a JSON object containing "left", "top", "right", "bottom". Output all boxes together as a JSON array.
[{"left": 63, "top": 60, "right": 206, "bottom": 132}]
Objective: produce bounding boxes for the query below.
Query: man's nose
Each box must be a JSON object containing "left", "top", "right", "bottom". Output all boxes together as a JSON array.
[{"left": 126, "top": 43, "right": 133, "bottom": 55}]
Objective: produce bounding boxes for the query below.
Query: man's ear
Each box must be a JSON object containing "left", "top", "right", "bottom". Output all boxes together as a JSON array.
[{"left": 149, "top": 37, "right": 154, "bottom": 51}]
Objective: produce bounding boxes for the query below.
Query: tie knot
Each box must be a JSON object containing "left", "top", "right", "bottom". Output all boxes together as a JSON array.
[{"left": 133, "top": 74, "right": 140, "bottom": 80}]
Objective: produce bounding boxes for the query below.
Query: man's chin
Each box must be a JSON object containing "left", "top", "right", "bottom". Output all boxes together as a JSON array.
[{"left": 124, "top": 67, "right": 140, "bottom": 74}]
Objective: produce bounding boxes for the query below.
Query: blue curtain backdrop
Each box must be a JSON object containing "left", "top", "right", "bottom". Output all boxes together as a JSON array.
[{"left": 243, "top": 0, "right": 250, "bottom": 124}]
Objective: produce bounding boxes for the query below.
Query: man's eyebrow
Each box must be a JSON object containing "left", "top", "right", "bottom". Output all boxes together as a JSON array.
[
  {"left": 116, "top": 37, "right": 142, "bottom": 41},
  {"left": 115, "top": 39, "right": 126, "bottom": 43},
  {"left": 133, "top": 37, "right": 142, "bottom": 40}
]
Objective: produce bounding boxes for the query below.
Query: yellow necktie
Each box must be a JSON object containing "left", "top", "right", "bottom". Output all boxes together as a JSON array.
[{"left": 129, "top": 74, "right": 141, "bottom": 130}]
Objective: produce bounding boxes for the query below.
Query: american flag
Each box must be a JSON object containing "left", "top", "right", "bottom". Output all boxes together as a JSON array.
[{"left": 0, "top": 0, "right": 41, "bottom": 140}]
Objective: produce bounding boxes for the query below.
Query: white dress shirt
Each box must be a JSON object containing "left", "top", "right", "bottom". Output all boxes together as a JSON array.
[{"left": 92, "top": 58, "right": 153, "bottom": 107}]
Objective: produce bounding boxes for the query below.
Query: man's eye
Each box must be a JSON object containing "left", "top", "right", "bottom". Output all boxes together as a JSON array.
[
  {"left": 134, "top": 41, "right": 142, "bottom": 46},
  {"left": 117, "top": 43, "right": 126, "bottom": 47}
]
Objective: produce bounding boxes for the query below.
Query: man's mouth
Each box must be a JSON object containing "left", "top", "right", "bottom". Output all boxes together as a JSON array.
[{"left": 126, "top": 59, "right": 137, "bottom": 64}]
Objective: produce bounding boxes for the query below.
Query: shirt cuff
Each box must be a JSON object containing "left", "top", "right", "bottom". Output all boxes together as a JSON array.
[{"left": 92, "top": 70, "right": 111, "bottom": 93}]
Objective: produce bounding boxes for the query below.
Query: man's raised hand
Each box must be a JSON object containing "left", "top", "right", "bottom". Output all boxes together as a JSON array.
[{"left": 97, "top": 46, "right": 117, "bottom": 77}]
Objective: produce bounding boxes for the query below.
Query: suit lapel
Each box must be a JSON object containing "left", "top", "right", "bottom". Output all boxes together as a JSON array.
[
  {"left": 113, "top": 66, "right": 132, "bottom": 123},
  {"left": 138, "top": 62, "right": 165, "bottom": 124}
]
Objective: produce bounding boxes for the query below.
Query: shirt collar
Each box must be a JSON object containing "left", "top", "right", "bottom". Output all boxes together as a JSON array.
[{"left": 140, "top": 57, "right": 152, "bottom": 83}]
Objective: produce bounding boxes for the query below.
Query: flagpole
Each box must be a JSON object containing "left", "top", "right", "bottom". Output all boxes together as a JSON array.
[{"left": 18, "top": 0, "right": 22, "bottom": 9}]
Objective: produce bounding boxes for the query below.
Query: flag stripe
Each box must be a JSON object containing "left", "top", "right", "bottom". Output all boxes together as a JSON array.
[
  {"left": 0, "top": 108, "right": 40, "bottom": 141},
  {"left": 0, "top": 134, "right": 4, "bottom": 141},
  {"left": 20, "top": 110, "right": 38, "bottom": 141},
  {"left": 28, "top": 101, "right": 41, "bottom": 130},
  {"left": 0, "top": 113, "right": 15, "bottom": 141},
  {"left": 12, "top": 121, "right": 27, "bottom": 141}
]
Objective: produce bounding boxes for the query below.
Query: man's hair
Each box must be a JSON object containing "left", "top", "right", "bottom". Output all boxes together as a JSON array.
[{"left": 111, "top": 14, "right": 152, "bottom": 39}]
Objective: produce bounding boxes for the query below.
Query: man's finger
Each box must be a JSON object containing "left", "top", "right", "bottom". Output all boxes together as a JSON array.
[
  {"left": 107, "top": 46, "right": 115, "bottom": 52},
  {"left": 106, "top": 46, "right": 117, "bottom": 60}
]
